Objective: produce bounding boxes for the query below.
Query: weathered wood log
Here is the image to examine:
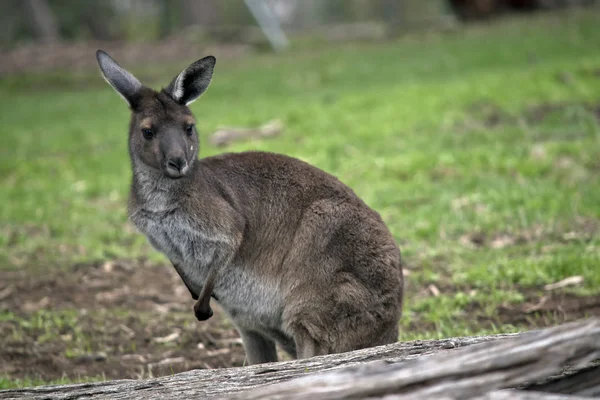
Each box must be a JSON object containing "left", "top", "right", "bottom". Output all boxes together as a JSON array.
[
  {"left": 228, "top": 317, "right": 600, "bottom": 400},
  {"left": 0, "top": 333, "right": 516, "bottom": 400},
  {"left": 520, "top": 362, "right": 600, "bottom": 396},
  {"left": 1, "top": 318, "right": 598, "bottom": 400},
  {"left": 473, "top": 389, "right": 596, "bottom": 399}
]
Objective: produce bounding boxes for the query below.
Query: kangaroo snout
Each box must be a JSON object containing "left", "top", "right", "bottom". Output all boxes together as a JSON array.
[
  {"left": 165, "top": 155, "right": 188, "bottom": 178},
  {"left": 161, "top": 133, "right": 192, "bottom": 178}
]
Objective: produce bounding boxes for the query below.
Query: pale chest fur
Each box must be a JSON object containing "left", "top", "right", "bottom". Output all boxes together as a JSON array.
[
  {"left": 130, "top": 203, "right": 215, "bottom": 294},
  {"left": 129, "top": 174, "right": 285, "bottom": 335},
  {"left": 135, "top": 207, "right": 285, "bottom": 333},
  {"left": 129, "top": 171, "right": 227, "bottom": 294}
]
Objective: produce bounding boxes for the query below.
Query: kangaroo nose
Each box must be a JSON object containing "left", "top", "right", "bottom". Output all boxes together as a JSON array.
[
  {"left": 167, "top": 157, "right": 185, "bottom": 171},
  {"left": 166, "top": 156, "right": 188, "bottom": 177}
]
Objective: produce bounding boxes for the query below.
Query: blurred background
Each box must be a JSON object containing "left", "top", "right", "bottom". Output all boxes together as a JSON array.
[
  {"left": 1, "top": 0, "right": 599, "bottom": 389},
  {"left": 1, "top": 0, "right": 597, "bottom": 74}
]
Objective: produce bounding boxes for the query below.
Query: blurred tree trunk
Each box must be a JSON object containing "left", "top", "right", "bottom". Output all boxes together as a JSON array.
[
  {"left": 448, "top": 0, "right": 504, "bottom": 20},
  {"left": 382, "top": 0, "right": 405, "bottom": 37},
  {"left": 82, "top": 1, "right": 116, "bottom": 40},
  {"left": 85, "top": 19, "right": 112, "bottom": 41},
  {"left": 181, "top": 0, "right": 220, "bottom": 27},
  {"left": 22, "top": 0, "right": 59, "bottom": 43},
  {"left": 160, "top": 0, "right": 178, "bottom": 38}
]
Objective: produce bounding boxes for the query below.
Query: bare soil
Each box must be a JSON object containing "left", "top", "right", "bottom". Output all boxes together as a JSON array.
[
  {"left": 0, "top": 260, "right": 248, "bottom": 382},
  {"left": 497, "top": 292, "right": 600, "bottom": 328},
  {"left": 1, "top": 258, "right": 598, "bottom": 383}
]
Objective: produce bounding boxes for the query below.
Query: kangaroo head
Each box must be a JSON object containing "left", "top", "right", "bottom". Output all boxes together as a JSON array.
[{"left": 96, "top": 50, "right": 215, "bottom": 179}]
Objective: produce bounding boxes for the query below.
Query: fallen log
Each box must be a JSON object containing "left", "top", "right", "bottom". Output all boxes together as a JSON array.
[
  {"left": 1, "top": 318, "right": 598, "bottom": 400},
  {"left": 231, "top": 318, "right": 600, "bottom": 400}
]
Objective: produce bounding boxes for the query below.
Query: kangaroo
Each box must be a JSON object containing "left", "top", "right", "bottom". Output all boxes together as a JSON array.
[{"left": 96, "top": 50, "right": 404, "bottom": 364}]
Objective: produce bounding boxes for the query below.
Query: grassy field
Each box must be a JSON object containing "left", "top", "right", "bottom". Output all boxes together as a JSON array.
[{"left": 1, "top": 9, "right": 600, "bottom": 388}]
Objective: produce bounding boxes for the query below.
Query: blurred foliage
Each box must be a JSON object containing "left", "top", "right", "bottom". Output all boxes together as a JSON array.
[
  {"left": 1, "top": 0, "right": 121, "bottom": 45},
  {"left": 2, "top": 0, "right": 598, "bottom": 48},
  {"left": 51, "top": 0, "right": 118, "bottom": 40},
  {"left": 0, "top": 0, "right": 448, "bottom": 47}
]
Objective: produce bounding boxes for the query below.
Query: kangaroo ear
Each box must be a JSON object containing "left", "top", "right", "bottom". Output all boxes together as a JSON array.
[
  {"left": 166, "top": 56, "right": 216, "bottom": 106},
  {"left": 96, "top": 50, "right": 142, "bottom": 107}
]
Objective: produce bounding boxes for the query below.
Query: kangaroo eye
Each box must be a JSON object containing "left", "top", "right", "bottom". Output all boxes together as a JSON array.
[
  {"left": 142, "top": 128, "right": 154, "bottom": 140},
  {"left": 185, "top": 124, "right": 194, "bottom": 136}
]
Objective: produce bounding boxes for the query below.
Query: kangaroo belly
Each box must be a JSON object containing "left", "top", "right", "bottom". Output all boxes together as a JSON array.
[{"left": 216, "top": 267, "right": 285, "bottom": 334}]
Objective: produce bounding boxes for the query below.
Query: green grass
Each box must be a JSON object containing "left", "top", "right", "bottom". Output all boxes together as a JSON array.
[
  {"left": 1, "top": 8, "right": 600, "bottom": 381},
  {"left": 0, "top": 375, "right": 105, "bottom": 390}
]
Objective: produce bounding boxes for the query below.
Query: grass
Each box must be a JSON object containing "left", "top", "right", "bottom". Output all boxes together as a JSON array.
[
  {"left": 1, "top": 8, "right": 600, "bottom": 387},
  {"left": 0, "top": 375, "right": 105, "bottom": 390}
]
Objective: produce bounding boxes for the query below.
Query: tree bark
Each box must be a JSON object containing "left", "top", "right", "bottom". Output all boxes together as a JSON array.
[
  {"left": 21, "top": 0, "right": 59, "bottom": 43},
  {"left": 180, "top": 0, "right": 220, "bottom": 27},
  {"left": 1, "top": 318, "right": 598, "bottom": 400},
  {"left": 382, "top": 0, "right": 405, "bottom": 37}
]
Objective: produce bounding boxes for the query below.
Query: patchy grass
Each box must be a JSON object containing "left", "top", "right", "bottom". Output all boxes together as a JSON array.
[
  {"left": 0, "top": 262, "right": 249, "bottom": 385},
  {"left": 0, "top": 375, "right": 105, "bottom": 390},
  {"left": 1, "top": 9, "right": 600, "bottom": 387}
]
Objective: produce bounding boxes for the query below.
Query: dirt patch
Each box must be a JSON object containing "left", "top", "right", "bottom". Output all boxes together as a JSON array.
[
  {"left": 1, "top": 257, "right": 598, "bottom": 383},
  {"left": 458, "top": 100, "right": 600, "bottom": 133},
  {"left": 458, "top": 217, "right": 599, "bottom": 250},
  {"left": 524, "top": 102, "right": 600, "bottom": 124},
  {"left": 0, "top": 260, "right": 249, "bottom": 382},
  {"left": 403, "top": 282, "right": 600, "bottom": 338},
  {"left": 496, "top": 292, "right": 600, "bottom": 328},
  {"left": 466, "top": 101, "right": 513, "bottom": 128},
  {"left": 579, "top": 66, "right": 600, "bottom": 79}
]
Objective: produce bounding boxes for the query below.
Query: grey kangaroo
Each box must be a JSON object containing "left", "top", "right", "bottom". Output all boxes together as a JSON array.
[{"left": 96, "top": 50, "right": 404, "bottom": 364}]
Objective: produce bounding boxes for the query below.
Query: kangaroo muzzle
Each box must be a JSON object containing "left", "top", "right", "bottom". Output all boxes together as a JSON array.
[
  {"left": 166, "top": 155, "right": 188, "bottom": 178},
  {"left": 161, "top": 132, "right": 191, "bottom": 179}
]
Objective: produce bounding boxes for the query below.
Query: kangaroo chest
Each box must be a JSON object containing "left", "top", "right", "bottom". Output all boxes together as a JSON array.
[
  {"left": 131, "top": 206, "right": 216, "bottom": 292},
  {"left": 132, "top": 206, "right": 284, "bottom": 329},
  {"left": 129, "top": 185, "right": 286, "bottom": 336}
]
